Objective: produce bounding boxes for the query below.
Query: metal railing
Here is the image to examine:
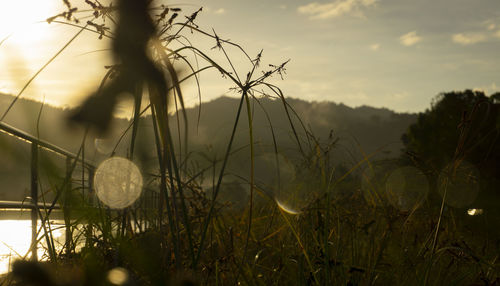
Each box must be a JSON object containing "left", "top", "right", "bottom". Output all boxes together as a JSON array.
[{"left": 0, "top": 120, "right": 95, "bottom": 261}]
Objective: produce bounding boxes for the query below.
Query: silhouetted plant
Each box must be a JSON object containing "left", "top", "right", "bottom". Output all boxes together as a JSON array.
[{"left": 2, "top": 1, "right": 500, "bottom": 285}]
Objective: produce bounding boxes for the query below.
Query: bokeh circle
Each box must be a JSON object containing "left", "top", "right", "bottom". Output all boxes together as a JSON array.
[
  {"left": 360, "top": 162, "right": 396, "bottom": 207},
  {"left": 385, "top": 166, "right": 429, "bottom": 211},
  {"left": 94, "top": 157, "right": 143, "bottom": 209},
  {"left": 437, "top": 161, "right": 480, "bottom": 208}
]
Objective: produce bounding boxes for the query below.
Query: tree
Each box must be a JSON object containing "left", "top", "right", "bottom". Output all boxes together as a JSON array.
[{"left": 401, "top": 90, "right": 500, "bottom": 204}]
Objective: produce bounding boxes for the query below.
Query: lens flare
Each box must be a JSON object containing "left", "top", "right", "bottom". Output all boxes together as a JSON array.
[
  {"left": 276, "top": 199, "right": 301, "bottom": 215},
  {"left": 253, "top": 153, "right": 294, "bottom": 194},
  {"left": 360, "top": 162, "right": 396, "bottom": 207},
  {"left": 438, "top": 161, "right": 480, "bottom": 208},
  {"left": 467, "top": 208, "right": 483, "bottom": 216},
  {"left": 94, "top": 157, "right": 143, "bottom": 209},
  {"left": 253, "top": 153, "right": 311, "bottom": 214},
  {"left": 385, "top": 166, "right": 429, "bottom": 211},
  {"left": 94, "top": 138, "right": 115, "bottom": 155},
  {"left": 107, "top": 267, "right": 129, "bottom": 285}
]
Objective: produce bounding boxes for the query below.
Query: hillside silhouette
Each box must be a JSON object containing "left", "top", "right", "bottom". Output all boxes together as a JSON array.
[{"left": 0, "top": 93, "right": 416, "bottom": 201}]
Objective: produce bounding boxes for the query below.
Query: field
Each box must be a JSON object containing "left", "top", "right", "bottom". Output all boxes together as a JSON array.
[{"left": 1, "top": 1, "right": 499, "bottom": 285}]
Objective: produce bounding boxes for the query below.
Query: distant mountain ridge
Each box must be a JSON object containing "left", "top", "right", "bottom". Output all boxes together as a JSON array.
[
  {"left": 0, "top": 93, "right": 418, "bottom": 162},
  {"left": 0, "top": 93, "right": 417, "bottom": 200},
  {"left": 0, "top": 93, "right": 417, "bottom": 159},
  {"left": 182, "top": 96, "right": 417, "bottom": 159}
]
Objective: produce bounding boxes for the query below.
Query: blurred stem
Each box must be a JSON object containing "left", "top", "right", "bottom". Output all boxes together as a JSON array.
[
  {"left": 150, "top": 102, "right": 181, "bottom": 269},
  {"left": 194, "top": 94, "right": 246, "bottom": 269},
  {"left": 129, "top": 83, "right": 143, "bottom": 159}
]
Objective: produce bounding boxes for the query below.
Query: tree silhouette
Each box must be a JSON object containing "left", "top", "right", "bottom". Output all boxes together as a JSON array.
[{"left": 401, "top": 90, "right": 500, "bottom": 200}]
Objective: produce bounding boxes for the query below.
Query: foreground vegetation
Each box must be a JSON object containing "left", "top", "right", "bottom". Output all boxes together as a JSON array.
[{"left": 0, "top": 1, "right": 499, "bottom": 285}]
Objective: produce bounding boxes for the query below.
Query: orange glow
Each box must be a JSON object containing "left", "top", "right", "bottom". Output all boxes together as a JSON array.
[{"left": 0, "top": 1, "right": 56, "bottom": 44}]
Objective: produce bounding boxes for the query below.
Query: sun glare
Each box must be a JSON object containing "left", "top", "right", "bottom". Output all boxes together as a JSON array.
[
  {"left": 0, "top": 1, "right": 57, "bottom": 43},
  {"left": 0, "top": 0, "right": 90, "bottom": 104}
]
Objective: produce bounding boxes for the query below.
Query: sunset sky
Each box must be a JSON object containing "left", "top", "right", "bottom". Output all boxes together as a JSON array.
[{"left": 0, "top": 0, "right": 499, "bottom": 114}]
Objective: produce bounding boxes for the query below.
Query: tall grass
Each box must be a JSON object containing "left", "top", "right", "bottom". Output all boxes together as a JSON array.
[{"left": 0, "top": 1, "right": 499, "bottom": 285}]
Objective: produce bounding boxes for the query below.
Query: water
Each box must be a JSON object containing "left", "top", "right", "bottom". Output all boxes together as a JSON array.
[
  {"left": 0, "top": 219, "right": 84, "bottom": 275},
  {"left": 0, "top": 216, "right": 151, "bottom": 276}
]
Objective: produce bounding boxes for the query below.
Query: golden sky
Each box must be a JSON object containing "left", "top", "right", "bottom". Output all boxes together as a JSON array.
[
  {"left": 1, "top": 0, "right": 500, "bottom": 114},
  {"left": 0, "top": 0, "right": 111, "bottom": 108}
]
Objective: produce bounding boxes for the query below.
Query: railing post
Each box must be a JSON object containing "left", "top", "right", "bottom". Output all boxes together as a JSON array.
[
  {"left": 86, "top": 167, "right": 94, "bottom": 245},
  {"left": 88, "top": 167, "right": 94, "bottom": 205},
  {"left": 65, "top": 156, "right": 73, "bottom": 255},
  {"left": 30, "top": 142, "right": 38, "bottom": 261}
]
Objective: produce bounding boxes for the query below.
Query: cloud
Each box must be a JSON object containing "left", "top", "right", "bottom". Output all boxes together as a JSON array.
[
  {"left": 452, "top": 33, "right": 486, "bottom": 45},
  {"left": 452, "top": 20, "right": 500, "bottom": 45},
  {"left": 297, "top": 0, "right": 377, "bottom": 20},
  {"left": 391, "top": 91, "right": 410, "bottom": 100},
  {"left": 205, "top": 7, "right": 226, "bottom": 15},
  {"left": 214, "top": 8, "right": 226, "bottom": 15},
  {"left": 473, "top": 83, "right": 498, "bottom": 94},
  {"left": 482, "top": 18, "right": 499, "bottom": 31},
  {"left": 369, "top": 43, "right": 380, "bottom": 51},
  {"left": 399, "top": 31, "right": 422, "bottom": 46}
]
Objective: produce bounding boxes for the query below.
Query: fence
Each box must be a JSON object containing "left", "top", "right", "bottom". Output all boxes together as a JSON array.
[{"left": 0, "top": 121, "right": 95, "bottom": 261}]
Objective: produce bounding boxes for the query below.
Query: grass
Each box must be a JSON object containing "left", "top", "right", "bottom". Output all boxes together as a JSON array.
[{"left": 1, "top": 1, "right": 499, "bottom": 285}]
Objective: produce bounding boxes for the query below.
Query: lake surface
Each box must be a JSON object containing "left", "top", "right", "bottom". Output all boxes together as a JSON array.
[{"left": 0, "top": 219, "right": 68, "bottom": 274}]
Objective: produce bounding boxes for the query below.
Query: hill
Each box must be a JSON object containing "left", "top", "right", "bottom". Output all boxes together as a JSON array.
[{"left": 0, "top": 93, "right": 417, "bottom": 200}]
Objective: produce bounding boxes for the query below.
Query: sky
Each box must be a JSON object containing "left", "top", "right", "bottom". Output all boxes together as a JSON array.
[{"left": 0, "top": 0, "right": 499, "bottom": 115}]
